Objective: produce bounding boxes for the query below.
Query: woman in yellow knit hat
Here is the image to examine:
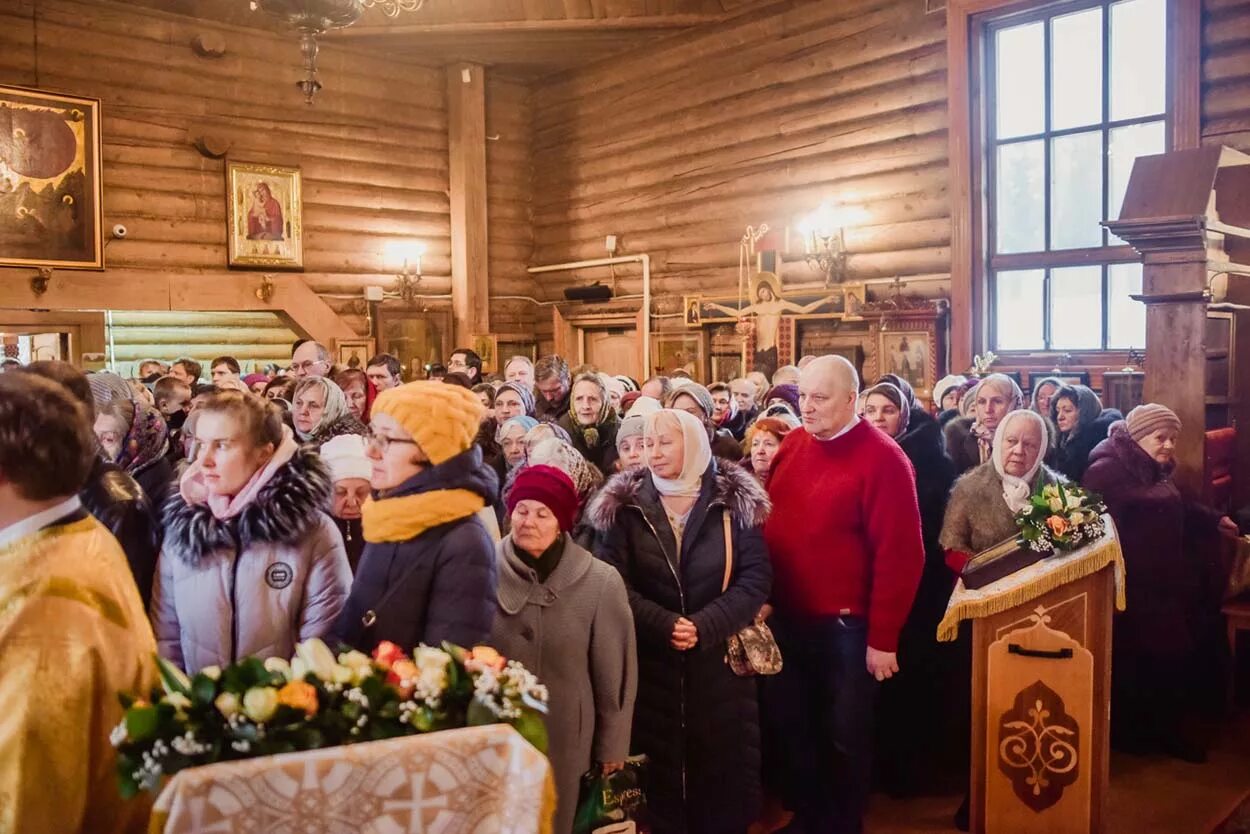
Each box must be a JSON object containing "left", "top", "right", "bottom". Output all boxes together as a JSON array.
[{"left": 332, "top": 381, "right": 501, "bottom": 652}]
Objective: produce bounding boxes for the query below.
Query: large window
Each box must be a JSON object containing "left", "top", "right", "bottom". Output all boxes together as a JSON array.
[{"left": 985, "top": 0, "right": 1165, "bottom": 352}]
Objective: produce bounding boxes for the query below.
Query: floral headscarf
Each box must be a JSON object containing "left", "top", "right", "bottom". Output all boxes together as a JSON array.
[
  {"left": 116, "top": 401, "right": 170, "bottom": 477},
  {"left": 496, "top": 381, "right": 536, "bottom": 417}
]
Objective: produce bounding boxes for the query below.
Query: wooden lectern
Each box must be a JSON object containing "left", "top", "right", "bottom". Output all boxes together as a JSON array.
[{"left": 939, "top": 535, "right": 1124, "bottom": 834}]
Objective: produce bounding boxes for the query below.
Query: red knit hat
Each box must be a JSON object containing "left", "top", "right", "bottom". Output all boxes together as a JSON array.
[{"left": 506, "top": 465, "right": 580, "bottom": 532}]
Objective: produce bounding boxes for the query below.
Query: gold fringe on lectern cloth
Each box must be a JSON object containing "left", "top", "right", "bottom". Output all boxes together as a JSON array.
[{"left": 937, "top": 525, "right": 1126, "bottom": 642}]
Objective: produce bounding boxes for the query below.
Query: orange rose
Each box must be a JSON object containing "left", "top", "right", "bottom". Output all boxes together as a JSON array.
[
  {"left": 387, "top": 659, "right": 419, "bottom": 699},
  {"left": 465, "top": 646, "right": 506, "bottom": 672},
  {"left": 276, "top": 680, "right": 319, "bottom": 717},
  {"left": 372, "top": 640, "right": 407, "bottom": 670},
  {"left": 1046, "top": 515, "right": 1069, "bottom": 536}
]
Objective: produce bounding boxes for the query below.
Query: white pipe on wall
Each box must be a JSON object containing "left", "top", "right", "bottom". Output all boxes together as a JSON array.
[{"left": 527, "top": 254, "right": 652, "bottom": 376}]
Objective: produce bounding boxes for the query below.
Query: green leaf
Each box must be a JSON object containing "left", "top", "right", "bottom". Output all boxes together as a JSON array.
[
  {"left": 511, "top": 708, "right": 549, "bottom": 755},
  {"left": 156, "top": 656, "right": 191, "bottom": 698},
  {"left": 191, "top": 674, "right": 217, "bottom": 707},
  {"left": 125, "top": 705, "right": 160, "bottom": 742}
]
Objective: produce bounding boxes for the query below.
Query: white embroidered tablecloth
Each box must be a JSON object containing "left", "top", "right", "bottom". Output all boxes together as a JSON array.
[
  {"left": 149, "top": 724, "right": 554, "bottom": 834},
  {"left": 937, "top": 518, "right": 1126, "bottom": 641}
]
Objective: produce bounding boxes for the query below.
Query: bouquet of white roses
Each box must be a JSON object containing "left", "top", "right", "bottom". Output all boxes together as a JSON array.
[{"left": 112, "top": 639, "right": 548, "bottom": 798}]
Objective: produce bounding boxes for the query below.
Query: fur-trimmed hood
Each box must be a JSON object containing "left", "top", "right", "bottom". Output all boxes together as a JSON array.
[
  {"left": 586, "top": 458, "right": 770, "bottom": 531},
  {"left": 162, "top": 447, "right": 333, "bottom": 565}
]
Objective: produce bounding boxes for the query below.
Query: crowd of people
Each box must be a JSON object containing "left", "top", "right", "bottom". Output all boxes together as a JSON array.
[{"left": 0, "top": 344, "right": 1241, "bottom": 834}]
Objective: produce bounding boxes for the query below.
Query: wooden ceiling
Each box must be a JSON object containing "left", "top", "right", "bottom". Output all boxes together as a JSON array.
[{"left": 137, "top": 0, "right": 763, "bottom": 77}]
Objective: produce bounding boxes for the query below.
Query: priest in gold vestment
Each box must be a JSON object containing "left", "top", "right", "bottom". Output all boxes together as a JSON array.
[{"left": 0, "top": 372, "right": 157, "bottom": 834}]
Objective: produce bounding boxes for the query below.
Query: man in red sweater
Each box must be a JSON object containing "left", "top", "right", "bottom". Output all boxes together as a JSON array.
[{"left": 763, "top": 355, "right": 923, "bottom": 834}]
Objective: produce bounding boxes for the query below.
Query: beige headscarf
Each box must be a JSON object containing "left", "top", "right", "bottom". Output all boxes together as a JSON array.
[{"left": 644, "top": 409, "right": 712, "bottom": 498}]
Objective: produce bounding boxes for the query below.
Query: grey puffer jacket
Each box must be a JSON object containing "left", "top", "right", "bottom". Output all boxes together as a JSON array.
[{"left": 151, "top": 449, "right": 352, "bottom": 674}]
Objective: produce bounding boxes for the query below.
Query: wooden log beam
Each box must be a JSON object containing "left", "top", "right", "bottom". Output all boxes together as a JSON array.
[
  {"left": 447, "top": 63, "right": 490, "bottom": 345},
  {"left": 333, "top": 15, "right": 726, "bottom": 41},
  {"left": 0, "top": 268, "right": 356, "bottom": 345}
]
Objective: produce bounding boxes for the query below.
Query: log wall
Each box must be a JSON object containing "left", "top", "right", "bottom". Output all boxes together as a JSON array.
[
  {"left": 1204, "top": 0, "right": 1250, "bottom": 153},
  {"left": 527, "top": 0, "right": 1250, "bottom": 353},
  {"left": 0, "top": 0, "right": 535, "bottom": 361},
  {"left": 529, "top": 0, "right": 951, "bottom": 322}
]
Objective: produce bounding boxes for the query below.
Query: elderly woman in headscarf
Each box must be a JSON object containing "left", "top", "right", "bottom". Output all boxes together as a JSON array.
[
  {"left": 665, "top": 382, "right": 743, "bottom": 461},
  {"left": 490, "top": 465, "right": 637, "bottom": 834},
  {"left": 94, "top": 395, "right": 176, "bottom": 511},
  {"left": 615, "top": 396, "right": 663, "bottom": 471},
  {"left": 333, "top": 368, "right": 376, "bottom": 425},
  {"left": 494, "top": 415, "right": 540, "bottom": 490},
  {"left": 1030, "top": 375, "right": 1064, "bottom": 419},
  {"left": 291, "top": 376, "right": 367, "bottom": 448},
  {"left": 494, "top": 380, "right": 536, "bottom": 423},
  {"left": 940, "top": 409, "right": 1063, "bottom": 569},
  {"left": 588, "top": 409, "right": 772, "bottom": 834},
  {"left": 559, "top": 372, "right": 620, "bottom": 474},
  {"left": 861, "top": 380, "right": 960, "bottom": 793},
  {"left": 943, "top": 374, "right": 1026, "bottom": 476},
  {"left": 1046, "top": 384, "right": 1121, "bottom": 482},
  {"left": 933, "top": 374, "right": 969, "bottom": 418},
  {"left": 1084, "top": 404, "right": 1238, "bottom": 760}
]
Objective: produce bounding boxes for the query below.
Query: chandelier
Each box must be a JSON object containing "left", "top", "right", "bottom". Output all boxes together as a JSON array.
[
  {"left": 361, "top": 0, "right": 425, "bottom": 16},
  {"left": 254, "top": 0, "right": 426, "bottom": 104}
]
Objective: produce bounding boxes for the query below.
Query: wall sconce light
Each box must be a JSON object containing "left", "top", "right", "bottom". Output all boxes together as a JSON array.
[
  {"left": 385, "top": 240, "right": 426, "bottom": 304},
  {"left": 30, "top": 267, "right": 53, "bottom": 297},
  {"left": 798, "top": 202, "right": 855, "bottom": 286},
  {"left": 255, "top": 274, "right": 275, "bottom": 304}
]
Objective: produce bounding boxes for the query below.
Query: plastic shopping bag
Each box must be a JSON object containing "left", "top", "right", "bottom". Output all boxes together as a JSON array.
[{"left": 572, "top": 755, "right": 650, "bottom": 834}]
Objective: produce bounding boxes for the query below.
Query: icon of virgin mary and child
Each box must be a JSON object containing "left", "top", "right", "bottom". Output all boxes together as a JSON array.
[{"left": 246, "top": 181, "right": 285, "bottom": 241}]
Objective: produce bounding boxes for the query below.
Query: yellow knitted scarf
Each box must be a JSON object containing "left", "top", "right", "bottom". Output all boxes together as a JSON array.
[{"left": 361, "top": 489, "right": 486, "bottom": 543}]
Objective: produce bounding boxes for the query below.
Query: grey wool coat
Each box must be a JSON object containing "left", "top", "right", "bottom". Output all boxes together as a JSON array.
[
  {"left": 938, "top": 460, "right": 1067, "bottom": 556},
  {"left": 489, "top": 533, "right": 637, "bottom": 834}
]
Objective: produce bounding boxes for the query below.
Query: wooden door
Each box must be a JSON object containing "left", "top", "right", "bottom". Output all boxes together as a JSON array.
[{"left": 583, "top": 327, "right": 638, "bottom": 379}]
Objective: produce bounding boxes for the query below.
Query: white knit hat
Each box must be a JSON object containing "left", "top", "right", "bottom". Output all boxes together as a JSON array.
[{"left": 320, "top": 434, "right": 372, "bottom": 482}]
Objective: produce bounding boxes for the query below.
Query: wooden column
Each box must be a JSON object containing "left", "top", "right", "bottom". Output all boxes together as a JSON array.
[{"left": 447, "top": 62, "right": 490, "bottom": 346}]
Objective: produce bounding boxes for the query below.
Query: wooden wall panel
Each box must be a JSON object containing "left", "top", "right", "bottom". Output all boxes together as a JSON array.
[
  {"left": 0, "top": 0, "right": 457, "bottom": 349},
  {"left": 529, "top": 0, "right": 951, "bottom": 309},
  {"left": 528, "top": 0, "right": 1242, "bottom": 365},
  {"left": 486, "top": 77, "right": 537, "bottom": 341},
  {"left": 1203, "top": 0, "right": 1250, "bottom": 152}
]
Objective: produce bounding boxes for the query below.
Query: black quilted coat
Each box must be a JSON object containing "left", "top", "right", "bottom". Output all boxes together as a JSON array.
[
  {"left": 876, "top": 408, "right": 962, "bottom": 791},
  {"left": 588, "top": 460, "right": 772, "bottom": 834}
]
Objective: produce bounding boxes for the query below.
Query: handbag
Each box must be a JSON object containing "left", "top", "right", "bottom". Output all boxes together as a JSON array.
[{"left": 720, "top": 512, "right": 783, "bottom": 677}]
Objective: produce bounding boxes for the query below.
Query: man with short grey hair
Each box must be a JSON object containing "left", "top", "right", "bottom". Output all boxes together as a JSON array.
[
  {"left": 291, "top": 340, "right": 331, "bottom": 379},
  {"left": 763, "top": 355, "right": 923, "bottom": 834},
  {"left": 504, "top": 355, "right": 535, "bottom": 388}
]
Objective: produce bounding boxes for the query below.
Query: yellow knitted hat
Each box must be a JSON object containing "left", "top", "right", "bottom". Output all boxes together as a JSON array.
[{"left": 371, "top": 381, "right": 484, "bottom": 465}]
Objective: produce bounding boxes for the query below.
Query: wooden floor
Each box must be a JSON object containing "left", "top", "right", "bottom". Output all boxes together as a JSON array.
[{"left": 866, "top": 710, "right": 1250, "bottom": 833}]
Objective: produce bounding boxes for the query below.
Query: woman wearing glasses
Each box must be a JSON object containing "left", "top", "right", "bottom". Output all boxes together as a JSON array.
[
  {"left": 333, "top": 382, "right": 501, "bottom": 653},
  {"left": 151, "top": 391, "right": 352, "bottom": 674}
]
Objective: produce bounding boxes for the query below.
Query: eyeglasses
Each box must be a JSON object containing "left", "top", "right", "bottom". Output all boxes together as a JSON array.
[
  {"left": 364, "top": 430, "right": 419, "bottom": 452},
  {"left": 290, "top": 360, "right": 327, "bottom": 373}
]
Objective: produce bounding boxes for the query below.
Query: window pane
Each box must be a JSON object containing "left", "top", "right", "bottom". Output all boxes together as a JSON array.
[
  {"left": 1107, "top": 262, "right": 1146, "bottom": 348},
  {"left": 996, "top": 140, "right": 1045, "bottom": 254},
  {"left": 1050, "top": 266, "right": 1103, "bottom": 349},
  {"left": 995, "top": 22, "right": 1045, "bottom": 139},
  {"left": 1050, "top": 131, "right": 1104, "bottom": 250},
  {"left": 1108, "top": 120, "right": 1165, "bottom": 230},
  {"left": 995, "top": 269, "right": 1045, "bottom": 350},
  {"left": 1051, "top": 8, "right": 1103, "bottom": 130},
  {"left": 1110, "top": 0, "right": 1166, "bottom": 121}
]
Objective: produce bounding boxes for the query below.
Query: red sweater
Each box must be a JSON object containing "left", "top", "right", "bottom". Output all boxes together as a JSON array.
[{"left": 763, "top": 419, "right": 924, "bottom": 652}]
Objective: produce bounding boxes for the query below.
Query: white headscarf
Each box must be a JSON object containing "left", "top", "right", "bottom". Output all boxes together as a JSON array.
[
  {"left": 992, "top": 409, "right": 1047, "bottom": 513},
  {"left": 644, "top": 409, "right": 712, "bottom": 498}
]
